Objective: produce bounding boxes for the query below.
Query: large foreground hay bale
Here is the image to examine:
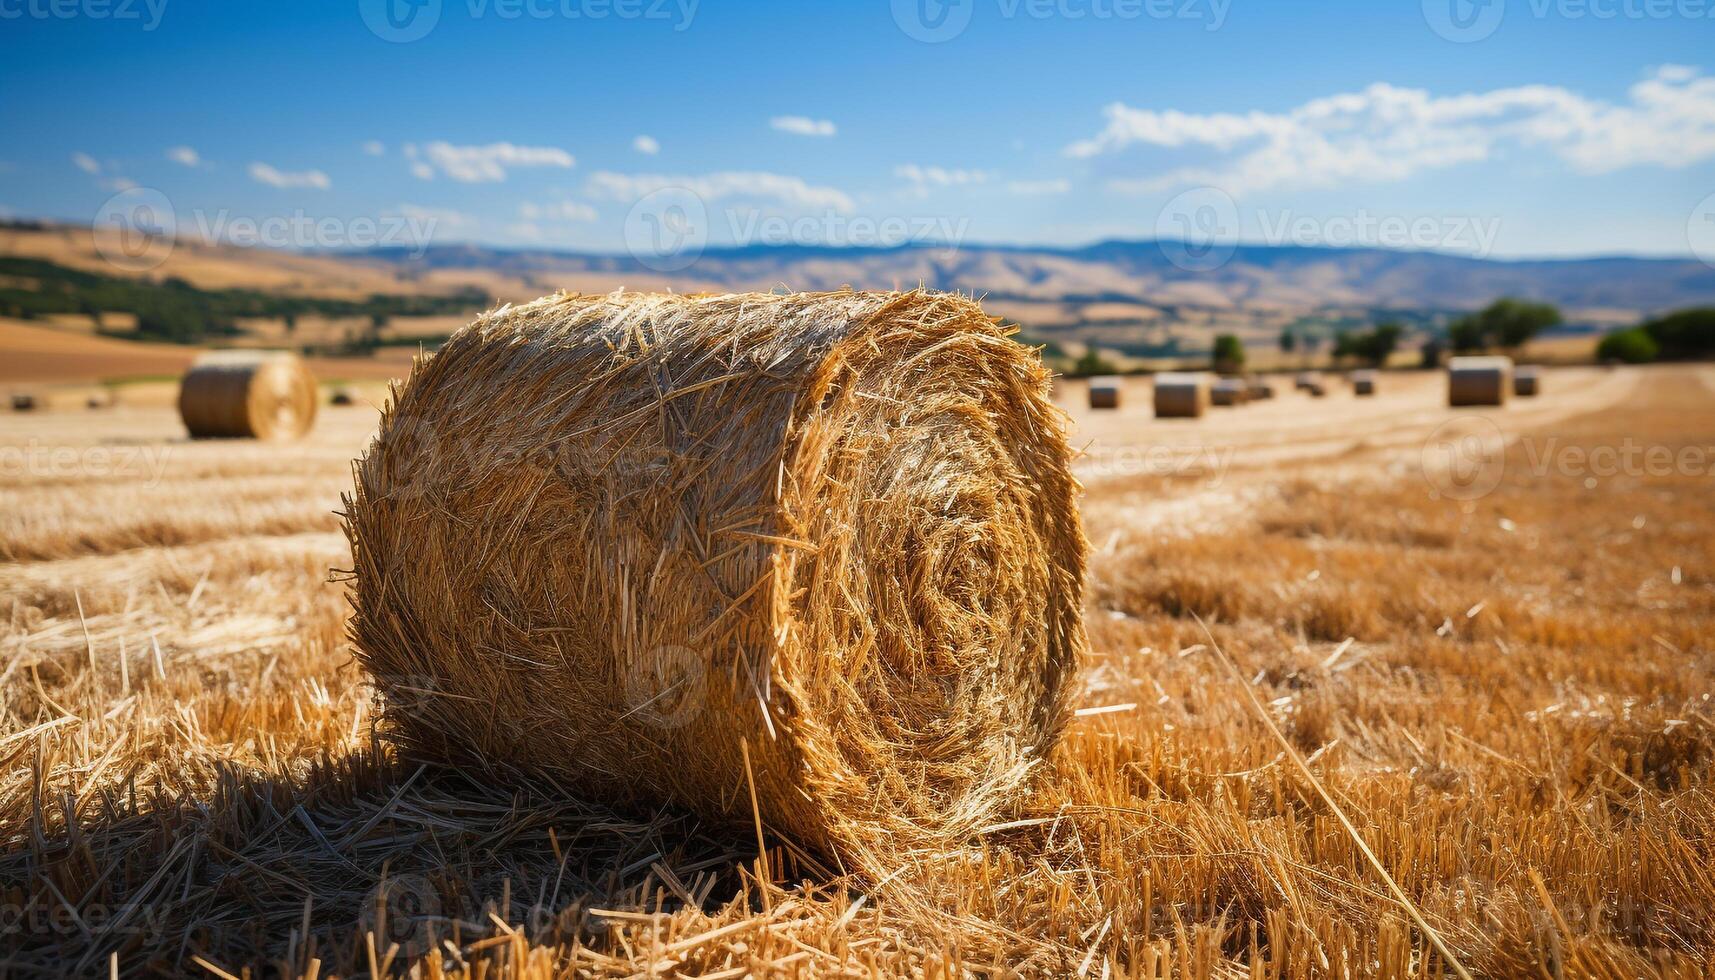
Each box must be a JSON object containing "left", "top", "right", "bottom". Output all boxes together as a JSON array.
[
  {"left": 178, "top": 351, "right": 317, "bottom": 439},
  {"left": 1351, "top": 370, "right": 1377, "bottom": 396},
  {"left": 1087, "top": 375, "right": 1122, "bottom": 409},
  {"left": 1154, "top": 372, "right": 1209, "bottom": 418},
  {"left": 1210, "top": 378, "right": 1248, "bottom": 406},
  {"left": 1514, "top": 366, "right": 1541, "bottom": 397},
  {"left": 344, "top": 290, "right": 1087, "bottom": 871},
  {"left": 1449, "top": 355, "right": 1512, "bottom": 407}
]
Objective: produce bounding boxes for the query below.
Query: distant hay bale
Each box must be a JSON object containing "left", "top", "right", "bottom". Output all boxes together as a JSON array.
[
  {"left": 330, "top": 387, "right": 358, "bottom": 406},
  {"left": 10, "top": 393, "right": 37, "bottom": 412},
  {"left": 1351, "top": 370, "right": 1377, "bottom": 396},
  {"left": 1449, "top": 355, "right": 1513, "bottom": 407},
  {"left": 344, "top": 290, "right": 1087, "bottom": 872},
  {"left": 1514, "top": 366, "right": 1541, "bottom": 397},
  {"left": 1153, "top": 372, "right": 1209, "bottom": 418},
  {"left": 1210, "top": 378, "right": 1248, "bottom": 407},
  {"left": 1247, "top": 379, "right": 1275, "bottom": 400},
  {"left": 1294, "top": 371, "right": 1318, "bottom": 390},
  {"left": 1087, "top": 375, "right": 1122, "bottom": 409},
  {"left": 178, "top": 351, "right": 318, "bottom": 440}
]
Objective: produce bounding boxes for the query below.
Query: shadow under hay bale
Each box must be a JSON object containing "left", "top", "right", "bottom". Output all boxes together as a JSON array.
[
  {"left": 1449, "top": 355, "right": 1512, "bottom": 407},
  {"left": 178, "top": 351, "right": 318, "bottom": 439},
  {"left": 345, "top": 289, "right": 1087, "bottom": 875},
  {"left": 1210, "top": 378, "right": 1248, "bottom": 407},
  {"left": 1514, "top": 366, "right": 1541, "bottom": 397},
  {"left": 1153, "top": 372, "right": 1209, "bottom": 418},
  {"left": 1087, "top": 375, "right": 1122, "bottom": 409}
]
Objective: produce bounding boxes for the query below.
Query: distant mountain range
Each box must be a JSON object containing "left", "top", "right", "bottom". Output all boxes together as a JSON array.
[{"left": 361, "top": 239, "right": 1715, "bottom": 321}]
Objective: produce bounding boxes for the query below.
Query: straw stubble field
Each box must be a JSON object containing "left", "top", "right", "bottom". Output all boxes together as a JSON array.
[{"left": 1, "top": 363, "right": 1712, "bottom": 977}]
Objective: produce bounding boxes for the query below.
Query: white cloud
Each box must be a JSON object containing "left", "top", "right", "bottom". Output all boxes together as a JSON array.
[
  {"left": 419, "top": 141, "right": 575, "bottom": 183},
  {"left": 362, "top": 140, "right": 386, "bottom": 156},
  {"left": 1007, "top": 178, "right": 1071, "bottom": 195},
  {"left": 520, "top": 200, "right": 598, "bottom": 222},
  {"left": 99, "top": 177, "right": 137, "bottom": 192},
  {"left": 587, "top": 170, "right": 855, "bottom": 212},
  {"left": 409, "top": 161, "right": 435, "bottom": 181},
  {"left": 633, "top": 134, "right": 660, "bottom": 155},
  {"left": 770, "top": 116, "right": 837, "bottom": 138},
  {"left": 72, "top": 152, "right": 100, "bottom": 175},
  {"left": 395, "top": 203, "right": 471, "bottom": 229},
  {"left": 894, "top": 164, "right": 990, "bottom": 197},
  {"left": 1068, "top": 65, "right": 1715, "bottom": 195},
  {"left": 166, "top": 146, "right": 201, "bottom": 168},
  {"left": 248, "top": 162, "right": 332, "bottom": 190}
]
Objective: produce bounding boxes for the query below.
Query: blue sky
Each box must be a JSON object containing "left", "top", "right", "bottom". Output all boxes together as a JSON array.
[{"left": 3, "top": 0, "right": 1714, "bottom": 259}]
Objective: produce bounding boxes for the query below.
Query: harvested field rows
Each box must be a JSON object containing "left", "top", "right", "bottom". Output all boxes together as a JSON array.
[{"left": 1, "top": 365, "right": 1711, "bottom": 976}]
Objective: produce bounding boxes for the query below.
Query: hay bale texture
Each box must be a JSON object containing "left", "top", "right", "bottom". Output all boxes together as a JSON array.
[
  {"left": 1514, "top": 366, "right": 1541, "bottom": 397},
  {"left": 344, "top": 290, "right": 1087, "bottom": 871},
  {"left": 178, "top": 351, "right": 317, "bottom": 439},
  {"left": 1210, "top": 378, "right": 1248, "bottom": 406},
  {"left": 1087, "top": 376, "right": 1122, "bottom": 409},
  {"left": 1449, "top": 355, "right": 1513, "bottom": 407},
  {"left": 1153, "top": 372, "right": 1209, "bottom": 418}
]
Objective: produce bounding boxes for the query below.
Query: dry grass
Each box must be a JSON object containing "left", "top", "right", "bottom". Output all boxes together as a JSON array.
[{"left": 1, "top": 365, "right": 1711, "bottom": 976}]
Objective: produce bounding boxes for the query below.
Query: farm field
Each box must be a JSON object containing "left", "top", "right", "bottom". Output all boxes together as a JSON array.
[{"left": 2, "top": 364, "right": 1713, "bottom": 976}]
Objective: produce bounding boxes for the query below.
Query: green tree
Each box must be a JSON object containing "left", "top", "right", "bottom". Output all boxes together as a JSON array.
[
  {"left": 1638, "top": 306, "right": 1715, "bottom": 359},
  {"left": 1419, "top": 336, "right": 1444, "bottom": 369},
  {"left": 1072, "top": 348, "right": 1117, "bottom": 377},
  {"left": 1212, "top": 334, "right": 1245, "bottom": 374},
  {"left": 1449, "top": 298, "right": 1562, "bottom": 353},
  {"left": 1595, "top": 328, "right": 1659, "bottom": 364},
  {"left": 1278, "top": 328, "right": 1297, "bottom": 354}
]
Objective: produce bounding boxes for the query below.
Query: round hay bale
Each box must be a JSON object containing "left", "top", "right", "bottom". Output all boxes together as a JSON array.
[
  {"left": 1247, "top": 378, "right": 1275, "bottom": 400},
  {"left": 344, "top": 290, "right": 1087, "bottom": 872},
  {"left": 1449, "top": 355, "right": 1512, "bottom": 407},
  {"left": 1514, "top": 366, "right": 1541, "bottom": 397},
  {"left": 1153, "top": 372, "right": 1209, "bottom": 418},
  {"left": 1210, "top": 378, "right": 1248, "bottom": 407},
  {"left": 1087, "top": 375, "right": 1122, "bottom": 409},
  {"left": 330, "top": 387, "right": 358, "bottom": 407},
  {"left": 1351, "top": 370, "right": 1377, "bottom": 396},
  {"left": 178, "top": 351, "right": 317, "bottom": 439},
  {"left": 1294, "top": 371, "right": 1319, "bottom": 391},
  {"left": 10, "top": 393, "right": 38, "bottom": 412}
]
